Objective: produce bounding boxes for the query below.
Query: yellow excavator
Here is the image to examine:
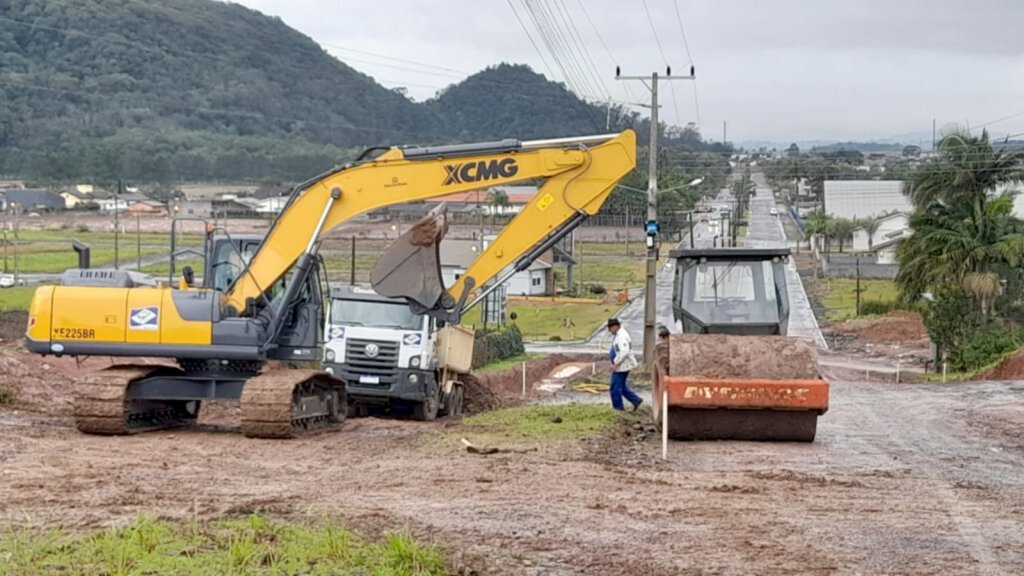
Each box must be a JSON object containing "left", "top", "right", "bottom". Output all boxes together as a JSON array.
[{"left": 24, "top": 131, "right": 637, "bottom": 438}]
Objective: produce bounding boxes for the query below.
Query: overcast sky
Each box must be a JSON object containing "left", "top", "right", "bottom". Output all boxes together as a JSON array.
[{"left": 232, "top": 0, "right": 1024, "bottom": 145}]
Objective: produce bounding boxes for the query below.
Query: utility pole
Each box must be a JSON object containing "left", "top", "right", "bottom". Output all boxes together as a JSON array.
[
  {"left": 723, "top": 120, "right": 727, "bottom": 144},
  {"left": 136, "top": 214, "right": 142, "bottom": 270},
  {"left": 114, "top": 180, "right": 121, "bottom": 270},
  {"left": 616, "top": 66, "right": 695, "bottom": 366}
]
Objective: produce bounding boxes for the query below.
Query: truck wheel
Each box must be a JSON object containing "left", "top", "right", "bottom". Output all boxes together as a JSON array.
[
  {"left": 413, "top": 397, "right": 438, "bottom": 421},
  {"left": 449, "top": 385, "right": 464, "bottom": 417}
]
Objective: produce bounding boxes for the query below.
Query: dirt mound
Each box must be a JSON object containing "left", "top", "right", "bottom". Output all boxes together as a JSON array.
[
  {"left": 976, "top": 348, "right": 1024, "bottom": 380},
  {"left": 834, "top": 311, "right": 928, "bottom": 343},
  {"left": 666, "top": 334, "right": 820, "bottom": 380},
  {"left": 463, "top": 354, "right": 602, "bottom": 413}
]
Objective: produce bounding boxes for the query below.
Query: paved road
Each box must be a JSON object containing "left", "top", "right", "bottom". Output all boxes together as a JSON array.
[{"left": 747, "top": 172, "right": 828, "bottom": 349}]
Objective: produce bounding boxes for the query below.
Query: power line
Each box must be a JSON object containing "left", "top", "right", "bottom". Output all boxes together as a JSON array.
[
  {"left": 572, "top": 0, "right": 637, "bottom": 105},
  {"left": 506, "top": 0, "right": 557, "bottom": 79},
  {"left": 551, "top": 0, "right": 610, "bottom": 100},
  {"left": 318, "top": 42, "right": 467, "bottom": 75},
  {"left": 534, "top": 0, "right": 598, "bottom": 99},
  {"left": 639, "top": 0, "right": 682, "bottom": 126},
  {"left": 672, "top": 0, "right": 702, "bottom": 129},
  {"left": 520, "top": 0, "right": 581, "bottom": 95}
]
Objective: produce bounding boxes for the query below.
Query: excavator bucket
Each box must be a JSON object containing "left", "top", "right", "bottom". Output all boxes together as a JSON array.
[
  {"left": 653, "top": 334, "right": 829, "bottom": 442},
  {"left": 371, "top": 205, "right": 450, "bottom": 311}
]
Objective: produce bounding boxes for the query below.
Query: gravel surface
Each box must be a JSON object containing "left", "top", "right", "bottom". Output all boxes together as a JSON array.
[{"left": 1, "top": 364, "right": 1022, "bottom": 575}]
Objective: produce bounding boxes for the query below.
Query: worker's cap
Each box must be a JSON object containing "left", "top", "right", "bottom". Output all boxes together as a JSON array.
[
  {"left": 607, "top": 318, "right": 621, "bottom": 328},
  {"left": 657, "top": 325, "right": 670, "bottom": 337}
]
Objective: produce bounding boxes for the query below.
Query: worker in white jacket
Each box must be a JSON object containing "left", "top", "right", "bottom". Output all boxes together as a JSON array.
[{"left": 606, "top": 318, "right": 643, "bottom": 411}]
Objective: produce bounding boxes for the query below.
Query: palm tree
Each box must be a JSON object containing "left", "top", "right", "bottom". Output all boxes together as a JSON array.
[
  {"left": 486, "top": 189, "right": 511, "bottom": 221},
  {"left": 897, "top": 129, "right": 1024, "bottom": 314},
  {"left": 857, "top": 215, "right": 884, "bottom": 250},
  {"left": 803, "top": 211, "right": 832, "bottom": 252},
  {"left": 830, "top": 218, "right": 857, "bottom": 253}
]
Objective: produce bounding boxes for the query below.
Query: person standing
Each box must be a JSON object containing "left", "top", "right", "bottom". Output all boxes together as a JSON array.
[{"left": 606, "top": 318, "right": 643, "bottom": 411}]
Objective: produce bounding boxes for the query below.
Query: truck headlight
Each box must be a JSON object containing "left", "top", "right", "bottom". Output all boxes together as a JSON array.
[
  {"left": 325, "top": 349, "right": 335, "bottom": 362},
  {"left": 324, "top": 366, "right": 334, "bottom": 375},
  {"left": 410, "top": 356, "right": 420, "bottom": 368},
  {"left": 409, "top": 373, "right": 419, "bottom": 383}
]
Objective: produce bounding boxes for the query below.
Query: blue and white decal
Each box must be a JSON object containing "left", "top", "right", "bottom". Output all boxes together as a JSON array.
[
  {"left": 403, "top": 333, "right": 422, "bottom": 347},
  {"left": 329, "top": 326, "right": 346, "bottom": 340},
  {"left": 129, "top": 306, "right": 159, "bottom": 331}
]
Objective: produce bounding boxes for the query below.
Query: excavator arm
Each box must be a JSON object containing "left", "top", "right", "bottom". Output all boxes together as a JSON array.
[{"left": 224, "top": 130, "right": 636, "bottom": 316}]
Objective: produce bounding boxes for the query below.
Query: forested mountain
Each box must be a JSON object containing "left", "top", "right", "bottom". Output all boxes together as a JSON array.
[
  {"left": 428, "top": 64, "right": 608, "bottom": 140},
  {"left": 0, "top": 0, "right": 728, "bottom": 182}
]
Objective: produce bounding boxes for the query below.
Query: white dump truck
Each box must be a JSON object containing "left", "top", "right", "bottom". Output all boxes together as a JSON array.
[{"left": 321, "top": 285, "right": 473, "bottom": 420}]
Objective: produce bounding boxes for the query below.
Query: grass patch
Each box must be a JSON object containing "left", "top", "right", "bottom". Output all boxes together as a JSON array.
[
  {"left": 3, "top": 246, "right": 165, "bottom": 273},
  {"left": 0, "top": 513, "right": 447, "bottom": 576},
  {"left": 820, "top": 278, "right": 901, "bottom": 321},
  {"left": 459, "top": 403, "right": 615, "bottom": 442},
  {"left": 575, "top": 258, "right": 645, "bottom": 288},
  {"left": 509, "top": 299, "right": 617, "bottom": 341},
  {"left": 0, "top": 285, "right": 40, "bottom": 312},
  {"left": 475, "top": 353, "right": 543, "bottom": 374}
]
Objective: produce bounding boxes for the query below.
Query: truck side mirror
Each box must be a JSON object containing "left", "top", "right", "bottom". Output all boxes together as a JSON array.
[{"left": 182, "top": 266, "right": 195, "bottom": 287}]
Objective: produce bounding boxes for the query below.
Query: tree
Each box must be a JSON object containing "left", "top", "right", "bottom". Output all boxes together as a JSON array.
[
  {"left": 830, "top": 218, "right": 857, "bottom": 253},
  {"left": 803, "top": 211, "right": 833, "bottom": 252},
  {"left": 786, "top": 143, "right": 800, "bottom": 157},
  {"left": 486, "top": 188, "right": 511, "bottom": 217},
  {"left": 897, "top": 129, "right": 1024, "bottom": 315},
  {"left": 857, "top": 215, "right": 884, "bottom": 250}
]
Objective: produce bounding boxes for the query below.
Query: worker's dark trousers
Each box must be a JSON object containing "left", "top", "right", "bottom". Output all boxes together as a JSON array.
[{"left": 609, "top": 371, "right": 642, "bottom": 411}]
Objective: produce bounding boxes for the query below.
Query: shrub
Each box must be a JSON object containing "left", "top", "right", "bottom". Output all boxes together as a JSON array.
[
  {"left": 949, "top": 325, "right": 1020, "bottom": 373},
  {"left": 859, "top": 299, "right": 917, "bottom": 316},
  {"left": 75, "top": 224, "right": 90, "bottom": 233},
  {"left": 587, "top": 283, "right": 606, "bottom": 295},
  {"left": 471, "top": 324, "right": 525, "bottom": 368}
]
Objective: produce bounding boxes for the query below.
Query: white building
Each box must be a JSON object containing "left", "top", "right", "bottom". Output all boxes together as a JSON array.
[
  {"left": 439, "top": 238, "right": 551, "bottom": 296},
  {"left": 851, "top": 213, "right": 909, "bottom": 252},
  {"left": 852, "top": 213, "right": 911, "bottom": 265},
  {"left": 823, "top": 180, "right": 911, "bottom": 220}
]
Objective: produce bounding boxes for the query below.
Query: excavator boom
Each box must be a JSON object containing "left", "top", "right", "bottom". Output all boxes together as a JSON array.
[{"left": 224, "top": 131, "right": 636, "bottom": 315}]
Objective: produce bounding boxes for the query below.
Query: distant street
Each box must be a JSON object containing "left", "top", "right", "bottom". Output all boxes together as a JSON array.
[{"left": 528, "top": 171, "right": 825, "bottom": 355}]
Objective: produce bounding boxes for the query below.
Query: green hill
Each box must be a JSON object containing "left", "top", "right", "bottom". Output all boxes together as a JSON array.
[
  {"left": 0, "top": 0, "right": 440, "bottom": 181},
  {"left": 0, "top": 0, "right": 723, "bottom": 183},
  {"left": 428, "top": 64, "right": 607, "bottom": 141}
]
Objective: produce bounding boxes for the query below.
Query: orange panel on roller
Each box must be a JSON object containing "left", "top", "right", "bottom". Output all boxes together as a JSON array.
[{"left": 661, "top": 376, "right": 830, "bottom": 413}]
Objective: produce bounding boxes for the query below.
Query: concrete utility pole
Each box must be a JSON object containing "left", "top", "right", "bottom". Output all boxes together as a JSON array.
[{"left": 616, "top": 66, "right": 695, "bottom": 366}]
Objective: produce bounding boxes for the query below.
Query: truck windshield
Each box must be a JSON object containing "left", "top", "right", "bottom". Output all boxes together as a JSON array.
[{"left": 330, "top": 299, "right": 422, "bottom": 330}]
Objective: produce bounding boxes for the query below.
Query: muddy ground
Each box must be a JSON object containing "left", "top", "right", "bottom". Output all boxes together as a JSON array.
[{"left": 1, "top": 350, "right": 1023, "bottom": 574}]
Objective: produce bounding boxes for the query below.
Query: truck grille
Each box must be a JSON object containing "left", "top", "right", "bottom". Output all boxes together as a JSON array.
[{"left": 344, "top": 338, "right": 399, "bottom": 384}]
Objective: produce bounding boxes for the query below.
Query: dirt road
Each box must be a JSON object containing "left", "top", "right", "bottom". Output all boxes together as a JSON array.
[{"left": 1, "top": 371, "right": 1022, "bottom": 575}]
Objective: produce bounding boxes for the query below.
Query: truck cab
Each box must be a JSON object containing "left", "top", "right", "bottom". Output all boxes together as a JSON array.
[{"left": 322, "top": 285, "right": 449, "bottom": 419}]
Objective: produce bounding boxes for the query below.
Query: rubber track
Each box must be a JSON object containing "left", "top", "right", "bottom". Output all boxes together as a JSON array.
[
  {"left": 240, "top": 369, "right": 342, "bottom": 439},
  {"left": 74, "top": 365, "right": 172, "bottom": 435}
]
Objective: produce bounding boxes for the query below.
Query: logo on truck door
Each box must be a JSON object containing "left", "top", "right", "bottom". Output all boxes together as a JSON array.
[
  {"left": 443, "top": 158, "right": 518, "bottom": 185},
  {"left": 129, "top": 306, "right": 159, "bottom": 331}
]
